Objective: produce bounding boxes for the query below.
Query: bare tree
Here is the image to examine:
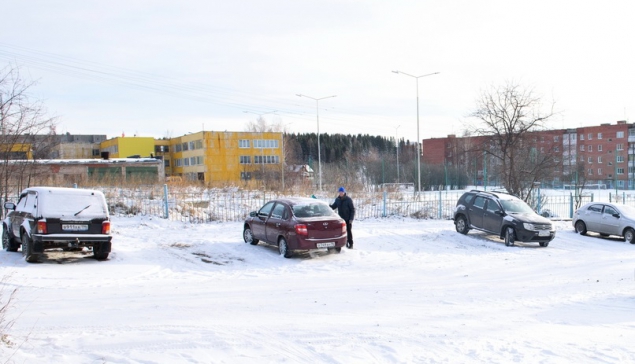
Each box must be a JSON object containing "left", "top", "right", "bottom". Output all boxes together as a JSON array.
[
  {"left": 469, "top": 82, "right": 557, "bottom": 200},
  {"left": 0, "top": 65, "right": 57, "bottom": 203}
]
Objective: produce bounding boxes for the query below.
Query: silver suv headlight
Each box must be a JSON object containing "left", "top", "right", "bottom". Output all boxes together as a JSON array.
[{"left": 523, "top": 223, "right": 536, "bottom": 231}]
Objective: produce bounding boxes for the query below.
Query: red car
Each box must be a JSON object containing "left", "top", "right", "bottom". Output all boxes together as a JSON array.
[{"left": 243, "top": 197, "right": 347, "bottom": 258}]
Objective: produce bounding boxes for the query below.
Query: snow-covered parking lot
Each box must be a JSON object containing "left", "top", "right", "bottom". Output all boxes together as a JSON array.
[{"left": 2, "top": 216, "right": 635, "bottom": 363}]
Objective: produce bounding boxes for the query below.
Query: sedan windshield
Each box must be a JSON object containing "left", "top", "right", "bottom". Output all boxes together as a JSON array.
[
  {"left": 293, "top": 203, "right": 337, "bottom": 218},
  {"left": 499, "top": 198, "right": 535, "bottom": 214}
]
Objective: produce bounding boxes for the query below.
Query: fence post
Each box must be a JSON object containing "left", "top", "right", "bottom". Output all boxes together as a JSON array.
[
  {"left": 609, "top": 192, "right": 612, "bottom": 203},
  {"left": 73, "top": 183, "right": 77, "bottom": 188},
  {"left": 382, "top": 191, "right": 387, "bottom": 217},
  {"left": 592, "top": 193, "right": 594, "bottom": 202},
  {"left": 163, "top": 184, "right": 169, "bottom": 219},
  {"left": 624, "top": 192, "right": 626, "bottom": 203},
  {"left": 569, "top": 192, "right": 573, "bottom": 218},
  {"left": 438, "top": 189, "right": 442, "bottom": 219}
]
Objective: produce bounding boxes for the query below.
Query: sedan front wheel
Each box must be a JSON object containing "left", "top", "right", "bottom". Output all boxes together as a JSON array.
[
  {"left": 243, "top": 227, "right": 259, "bottom": 245},
  {"left": 624, "top": 228, "right": 635, "bottom": 244}
]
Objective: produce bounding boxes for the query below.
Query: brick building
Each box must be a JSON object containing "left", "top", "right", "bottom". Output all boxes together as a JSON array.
[{"left": 421, "top": 121, "right": 634, "bottom": 189}]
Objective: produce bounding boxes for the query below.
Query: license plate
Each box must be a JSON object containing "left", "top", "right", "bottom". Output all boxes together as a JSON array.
[
  {"left": 62, "top": 224, "right": 88, "bottom": 231},
  {"left": 317, "top": 242, "right": 335, "bottom": 248},
  {"left": 538, "top": 230, "right": 550, "bottom": 237}
]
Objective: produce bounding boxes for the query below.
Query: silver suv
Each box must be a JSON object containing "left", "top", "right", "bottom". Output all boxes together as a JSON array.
[{"left": 3, "top": 187, "right": 112, "bottom": 263}]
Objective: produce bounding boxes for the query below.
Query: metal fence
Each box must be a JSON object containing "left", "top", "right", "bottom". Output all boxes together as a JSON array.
[
  {"left": 4, "top": 184, "right": 619, "bottom": 223},
  {"left": 100, "top": 186, "right": 603, "bottom": 223}
]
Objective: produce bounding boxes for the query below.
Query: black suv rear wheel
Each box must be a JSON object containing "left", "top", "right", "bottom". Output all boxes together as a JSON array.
[{"left": 21, "top": 234, "right": 39, "bottom": 263}]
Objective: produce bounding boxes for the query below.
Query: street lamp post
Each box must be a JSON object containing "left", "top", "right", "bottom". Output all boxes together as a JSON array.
[
  {"left": 392, "top": 70, "right": 439, "bottom": 194},
  {"left": 395, "top": 125, "right": 401, "bottom": 183},
  {"left": 296, "top": 94, "right": 336, "bottom": 191}
]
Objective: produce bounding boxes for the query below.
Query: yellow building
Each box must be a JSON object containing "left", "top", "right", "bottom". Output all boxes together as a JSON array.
[
  {"left": 167, "top": 131, "right": 283, "bottom": 186},
  {"left": 100, "top": 137, "right": 156, "bottom": 158},
  {"left": 0, "top": 143, "right": 33, "bottom": 160}
]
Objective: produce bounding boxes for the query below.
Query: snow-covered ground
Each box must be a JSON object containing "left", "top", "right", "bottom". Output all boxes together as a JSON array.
[{"left": 1, "top": 216, "right": 635, "bottom": 363}]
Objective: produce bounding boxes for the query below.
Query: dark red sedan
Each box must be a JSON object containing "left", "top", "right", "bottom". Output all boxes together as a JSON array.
[{"left": 243, "top": 197, "right": 347, "bottom": 258}]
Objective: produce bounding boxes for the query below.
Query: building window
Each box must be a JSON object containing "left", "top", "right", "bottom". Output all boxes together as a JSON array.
[
  {"left": 580, "top": 145, "right": 585, "bottom": 151},
  {"left": 580, "top": 134, "right": 585, "bottom": 140},
  {"left": 189, "top": 141, "right": 195, "bottom": 150},
  {"left": 164, "top": 159, "right": 170, "bottom": 167},
  {"left": 184, "top": 158, "right": 190, "bottom": 166},
  {"left": 254, "top": 139, "right": 279, "bottom": 148},
  {"left": 254, "top": 155, "right": 280, "bottom": 164},
  {"left": 617, "top": 144, "right": 624, "bottom": 151},
  {"left": 196, "top": 156, "right": 203, "bottom": 165},
  {"left": 588, "top": 157, "right": 592, "bottom": 164},
  {"left": 176, "top": 159, "right": 182, "bottom": 167},
  {"left": 190, "top": 157, "right": 196, "bottom": 165},
  {"left": 598, "top": 145, "right": 602, "bottom": 152},
  {"left": 598, "top": 168, "right": 602, "bottom": 175},
  {"left": 587, "top": 145, "right": 592, "bottom": 152},
  {"left": 598, "top": 133, "right": 602, "bottom": 139},
  {"left": 240, "top": 156, "right": 251, "bottom": 164},
  {"left": 588, "top": 133, "right": 592, "bottom": 140},
  {"left": 239, "top": 140, "right": 250, "bottom": 148},
  {"left": 553, "top": 136, "right": 559, "bottom": 142},
  {"left": 588, "top": 168, "right": 593, "bottom": 175},
  {"left": 554, "top": 146, "right": 559, "bottom": 152},
  {"left": 617, "top": 155, "right": 624, "bottom": 163},
  {"left": 175, "top": 144, "right": 182, "bottom": 152},
  {"left": 618, "top": 168, "right": 625, "bottom": 174},
  {"left": 182, "top": 142, "right": 189, "bottom": 151},
  {"left": 598, "top": 156, "right": 602, "bottom": 163},
  {"left": 195, "top": 140, "right": 203, "bottom": 149}
]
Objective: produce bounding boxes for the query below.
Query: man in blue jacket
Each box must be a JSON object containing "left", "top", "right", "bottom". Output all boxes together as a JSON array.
[{"left": 330, "top": 187, "right": 355, "bottom": 249}]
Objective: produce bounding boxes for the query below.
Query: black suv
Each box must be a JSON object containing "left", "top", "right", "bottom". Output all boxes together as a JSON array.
[
  {"left": 453, "top": 190, "right": 555, "bottom": 247},
  {"left": 3, "top": 187, "right": 112, "bottom": 263}
]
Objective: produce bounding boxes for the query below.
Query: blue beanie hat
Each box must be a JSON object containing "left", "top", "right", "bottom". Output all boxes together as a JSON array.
[{"left": 338, "top": 187, "right": 346, "bottom": 193}]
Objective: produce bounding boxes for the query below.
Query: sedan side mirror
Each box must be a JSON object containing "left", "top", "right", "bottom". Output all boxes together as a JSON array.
[
  {"left": 3, "top": 202, "right": 15, "bottom": 211},
  {"left": 613, "top": 213, "right": 620, "bottom": 218},
  {"left": 249, "top": 211, "right": 257, "bottom": 217}
]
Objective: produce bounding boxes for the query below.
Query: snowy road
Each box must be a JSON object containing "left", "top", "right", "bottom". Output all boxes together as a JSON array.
[{"left": 2, "top": 217, "right": 635, "bottom": 363}]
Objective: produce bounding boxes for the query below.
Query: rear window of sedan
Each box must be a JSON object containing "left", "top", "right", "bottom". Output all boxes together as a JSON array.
[{"left": 293, "top": 203, "right": 337, "bottom": 218}]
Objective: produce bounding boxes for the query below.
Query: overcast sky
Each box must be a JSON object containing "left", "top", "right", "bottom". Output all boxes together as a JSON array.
[{"left": 2, "top": 1, "right": 634, "bottom": 142}]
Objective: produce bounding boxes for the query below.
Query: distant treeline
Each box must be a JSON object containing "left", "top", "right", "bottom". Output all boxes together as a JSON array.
[{"left": 286, "top": 132, "right": 417, "bottom": 164}]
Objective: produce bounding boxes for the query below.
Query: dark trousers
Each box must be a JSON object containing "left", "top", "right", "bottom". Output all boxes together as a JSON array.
[{"left": 346, "top": 221, "right": 353, "bottom": 244}]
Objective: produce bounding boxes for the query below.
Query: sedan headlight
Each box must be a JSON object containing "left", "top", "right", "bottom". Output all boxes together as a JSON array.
[{"left": 523, "top": 223, "right": 536, "bottom": 231}]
